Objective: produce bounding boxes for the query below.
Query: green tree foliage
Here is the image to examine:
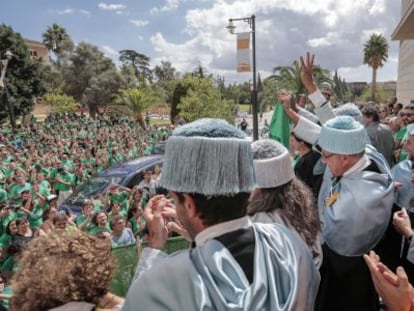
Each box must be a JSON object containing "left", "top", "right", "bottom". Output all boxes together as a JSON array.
[
  {"left": 154, "top": 61, "right": 176, "bottom": 82},
  {"left": 153, "top": 61, "right": 178, "bottom": 107},
  {"left": 178, "top": 76, "right": 236, "bottom": 124},
  {"left": 0, "top": 24, "right": 45, "bottom": 126},
  {"left": 43, "top": 91, "right": 78, "bottom": 113},
  {"left": 268, "top": 60, "right": 332, "bottom": 95},
  {"left": 363, "top": 33, "right": 389, "bottom": 102},
  {"left": 119, "top": 50, "right": 152, "bottom": 85},
  {"left": 82, "top": 69, "right": 125, "bottom": 118},
  {"left": 170, "top": 81, "right": 189, "bottom": 123},
  {"left": 117, "top": 87, "right": 160, "bottom": 128},
  {"left": 60, "top": 42, "right": 122, "bottom": 117},
  {"left": 332, "top": 70, "right": 350, "bottom": 103},
  {"left": 357, "top": 86, "right": 395, "bottom": 104}
]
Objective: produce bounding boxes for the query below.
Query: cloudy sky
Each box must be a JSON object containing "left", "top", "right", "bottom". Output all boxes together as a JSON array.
[{"left": 2, "top": 0, "right": 403, "bottom": 84}]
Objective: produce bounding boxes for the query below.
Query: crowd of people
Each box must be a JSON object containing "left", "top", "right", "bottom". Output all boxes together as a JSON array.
[
  {"left": 0, "top": 113, "right": 173, "bottom": 309},
  {"left": 0, "top": 53, "right": 414, "bottom": 310}
]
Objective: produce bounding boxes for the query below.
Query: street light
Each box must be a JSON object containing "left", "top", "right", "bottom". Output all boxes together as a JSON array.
[
  {"left": 226, "top": 15, "right": 258, "bottom": 141},
  {"left": 0, "top": 48, "right": 16, "bottom": 128}
]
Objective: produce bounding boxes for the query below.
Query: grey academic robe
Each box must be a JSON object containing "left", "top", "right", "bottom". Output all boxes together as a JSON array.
[
  {"left": 392, "top": 159, "right": 414, "bottom": 212},
  {"left": 318, "top": 146, "right": 394, "bottom": 256},
  {"left": 122, "top": 223, "right": 320, "bottom": 311}
]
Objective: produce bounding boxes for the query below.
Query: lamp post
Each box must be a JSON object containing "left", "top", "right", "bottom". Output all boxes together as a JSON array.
[
  {"left": 0, "top": 49, "right": 15, "bottom": 128},
  {"left": 227, "top": 15, "right": 258, "bottom": 141}
]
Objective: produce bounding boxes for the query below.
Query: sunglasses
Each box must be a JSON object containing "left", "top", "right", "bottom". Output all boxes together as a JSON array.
[{"left": 401, "top": 113, "right": 414, "bottom": 117}]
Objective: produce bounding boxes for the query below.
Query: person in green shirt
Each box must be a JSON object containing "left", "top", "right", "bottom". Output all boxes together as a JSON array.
[
  {"left": 76, "top": 200, "right": 94, "bottom": 232},
  {"left": 0, "top": 275, "right": 12, "bottom": 310},
  {"left": 106, "top": 185, "right": 130, "bottom": 213},
  {"left": 52, "top": 166, "right": 74, "bottom": 206},
  {"left": 89, "top": 211, "right": 111, "bottom": 235}
]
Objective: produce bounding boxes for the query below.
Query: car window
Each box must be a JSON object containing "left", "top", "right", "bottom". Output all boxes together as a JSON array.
[
  {"left": 67, "top": 176, "right": 123, "bottom": 204},
  {"left": 127, "top": 172, "right": 144, "bottom": 189}
]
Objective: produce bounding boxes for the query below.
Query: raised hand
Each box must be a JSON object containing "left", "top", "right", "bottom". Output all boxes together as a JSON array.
[
  {"left": 299, "top": 52, "right": 317, "bottom": 93},
  {"left": 364, "top": 250, "right": 414, "bottom": 311},
  {"left": 143, "top": 195, "right": 169, "bottom": 250},
  {"left": 393, "top": 208, "right": 413, "bottom": 239}
]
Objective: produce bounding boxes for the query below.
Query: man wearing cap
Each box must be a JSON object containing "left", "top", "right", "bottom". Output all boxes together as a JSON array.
[
  {"left": 122, "top": 118, "right": 320, "bottom": 310},
  {"left": 314, "top": 115, "right": 394, "bottom": 311}
]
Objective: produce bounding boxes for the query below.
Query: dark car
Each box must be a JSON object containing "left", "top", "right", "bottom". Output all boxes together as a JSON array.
[{"left": 60, "top": 155, "right": 163, "bottom": 215}]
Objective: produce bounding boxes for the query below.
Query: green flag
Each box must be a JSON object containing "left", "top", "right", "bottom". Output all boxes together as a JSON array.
[{"left": 268, "top": 101, "right": 291, "bottom": 149}]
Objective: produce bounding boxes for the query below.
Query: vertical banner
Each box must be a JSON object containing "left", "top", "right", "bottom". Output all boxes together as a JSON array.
[{"left": 237, "top": 32, "right": 251, "bottom": 72}]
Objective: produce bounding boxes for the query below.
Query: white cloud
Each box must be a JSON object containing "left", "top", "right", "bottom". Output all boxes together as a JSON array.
[
  {"left": 150, "top": 0, "right": 180, "bottom": 14},
  {"left": 80, "top": 9, "right": 91, "bottom": 17},
  {"left": 369, "top": 0, "right": 386, "bottom": 15},
  {"left": 130, "top": 19, "right": 149, "bottom": 27},
  {"left": 307, "top": 32, "right": 341, "bottom": 48},
  {"left": 98, "top": 3, "right": 126, "bottom": 10},
  {"left": 102, "top": 45, "right": 118, "bottom": 57},
  {"left": 138, "top": 36, "right": 144, "bottom": 41},
  {"left": 57, "top": 8, "right": 74, "bottom": 15}
]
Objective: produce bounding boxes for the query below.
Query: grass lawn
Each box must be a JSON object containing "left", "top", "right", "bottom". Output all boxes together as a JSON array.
[
  {"left": 151, "top": 118, "right": 172, "bottom": 126},
  {"left": 239, "top": 104, "right": 250, "bottom": 113}
]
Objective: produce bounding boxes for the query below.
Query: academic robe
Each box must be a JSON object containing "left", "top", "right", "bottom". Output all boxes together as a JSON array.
[{"left": 122, "top": 223, "right": 320, "bottom": 311}]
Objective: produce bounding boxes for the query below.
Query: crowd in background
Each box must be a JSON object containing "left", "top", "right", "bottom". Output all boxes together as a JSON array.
[{"left": 0, "top": 113, "right": 173, "bottom": 308}]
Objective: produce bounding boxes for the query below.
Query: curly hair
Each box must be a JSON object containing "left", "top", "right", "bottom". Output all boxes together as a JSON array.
[
  {"left": 10, "top": 231, "right": 115, "bottom": 311},
  {"left": 248, "top": 177, "right": 320, "bottom": 247}
]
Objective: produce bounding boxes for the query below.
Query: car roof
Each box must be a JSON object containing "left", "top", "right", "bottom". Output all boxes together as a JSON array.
[{"left": 99, "top": 155, "right": 163, "bottom": 176}]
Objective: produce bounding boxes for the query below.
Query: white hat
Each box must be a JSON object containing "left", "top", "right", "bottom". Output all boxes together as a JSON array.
[
  {"left": 318, "top": 115, "right": 366, "bottom": 155},
  {"left": 334, "top": 103, "right": 363, "bottom": 123},
  {"left": 251, "top": 139, "right": 294, "bottom": 188}
]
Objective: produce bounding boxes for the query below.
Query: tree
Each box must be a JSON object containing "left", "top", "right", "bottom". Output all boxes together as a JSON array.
[
  {"left": 0, "top": 24, "right": 45, "bottom": 126},
  {"left": 60, "top": 42, "right": 121, "bottom": 117},
  {"left": 178, "top": 76, "right": 236, "bottom": 124},
  {"left": 363, "top": 33, "right": 389, "bottom": 102},
  {"left": 44, "top": 91, "right": 78, "bottom": 113},
  {"left": 117, "top": 87, "right": 159, "bottom": 128},
  {"left": 82, "top": 69, "right": 125, "bottom": 118},
  {"left": 332, "top": 70, "right": 350, "bottom": 103},
  {"left": 267, "top": 60, "right": 332, "bottom": 95},
  {"left": 119, "top": 50, "right": 152, "bottom": 85},
  {"left": 42, "top": 23, "right": 73, "bottom": 61},
  {"left": 154, "top": 61, "right": 176, "bottom": 82},
  {"left": 357, "top": 85, "right": 395, "bottom": 104}
]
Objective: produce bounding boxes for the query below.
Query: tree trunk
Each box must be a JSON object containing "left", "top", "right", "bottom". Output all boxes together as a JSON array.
[
  {"left": 371, "top": 67, "right": 377, "bottom": 102},
  {"left": 136, "top": 114, "right": 146, "bottom": 129}
]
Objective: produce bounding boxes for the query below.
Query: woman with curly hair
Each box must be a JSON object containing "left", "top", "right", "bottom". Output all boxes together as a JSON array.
[
  {"left": 248, "top": 139, "right": 322, "bottom": 267},
  {"left": 10, "top": 231, "right": 123, "bottom": 311}
]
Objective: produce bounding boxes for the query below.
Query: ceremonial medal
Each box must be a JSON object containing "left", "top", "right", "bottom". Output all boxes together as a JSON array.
[{"left": 325, "top": 191, "right": 339, "bottom": 206}]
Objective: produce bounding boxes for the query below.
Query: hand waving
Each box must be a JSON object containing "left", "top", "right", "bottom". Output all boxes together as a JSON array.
[{"left": 299, "top": 52, "right": 317, "bottom": 93}]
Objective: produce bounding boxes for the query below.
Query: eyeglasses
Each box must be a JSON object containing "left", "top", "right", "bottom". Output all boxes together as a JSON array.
[
  {"left": 401, "top": 113, "right": 414, "bottom": 117},
  {"left": 321, "top": 152, "right": 335, "bottom": 159}
]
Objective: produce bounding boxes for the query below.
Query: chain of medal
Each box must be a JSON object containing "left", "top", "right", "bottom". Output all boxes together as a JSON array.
[{"left": 325, "top": 179, "right": 340, "bottom": 207}]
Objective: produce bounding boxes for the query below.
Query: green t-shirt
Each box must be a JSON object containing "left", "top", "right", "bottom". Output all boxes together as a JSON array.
[
  {"left": 53, "top": 172, "right": 74, "bottom": 191},
  {"left": 89, "top": 223, "right": 111, "bottom": 235}
]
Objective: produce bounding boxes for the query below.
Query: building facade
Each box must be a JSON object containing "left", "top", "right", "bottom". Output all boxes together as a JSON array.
[
  {"left": 24, "top": 39, "right": 49, "bottom": 63},
  {"left": 392, "top": 0, "right": 414, "bottom": 105}
]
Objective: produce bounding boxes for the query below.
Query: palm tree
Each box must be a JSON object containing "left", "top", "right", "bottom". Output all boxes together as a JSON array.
[
  {"left": 117, "top": 87, "right": 159, "bottom": 129},
  {"left": 363, "top": 33, "right": 389, "bottom": 102},
  {"left": 42, "top": 23, "right": 72, "bottom": 59},
  {"left": 267, "top": 60, "right": 332, "bottom": 95}
]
